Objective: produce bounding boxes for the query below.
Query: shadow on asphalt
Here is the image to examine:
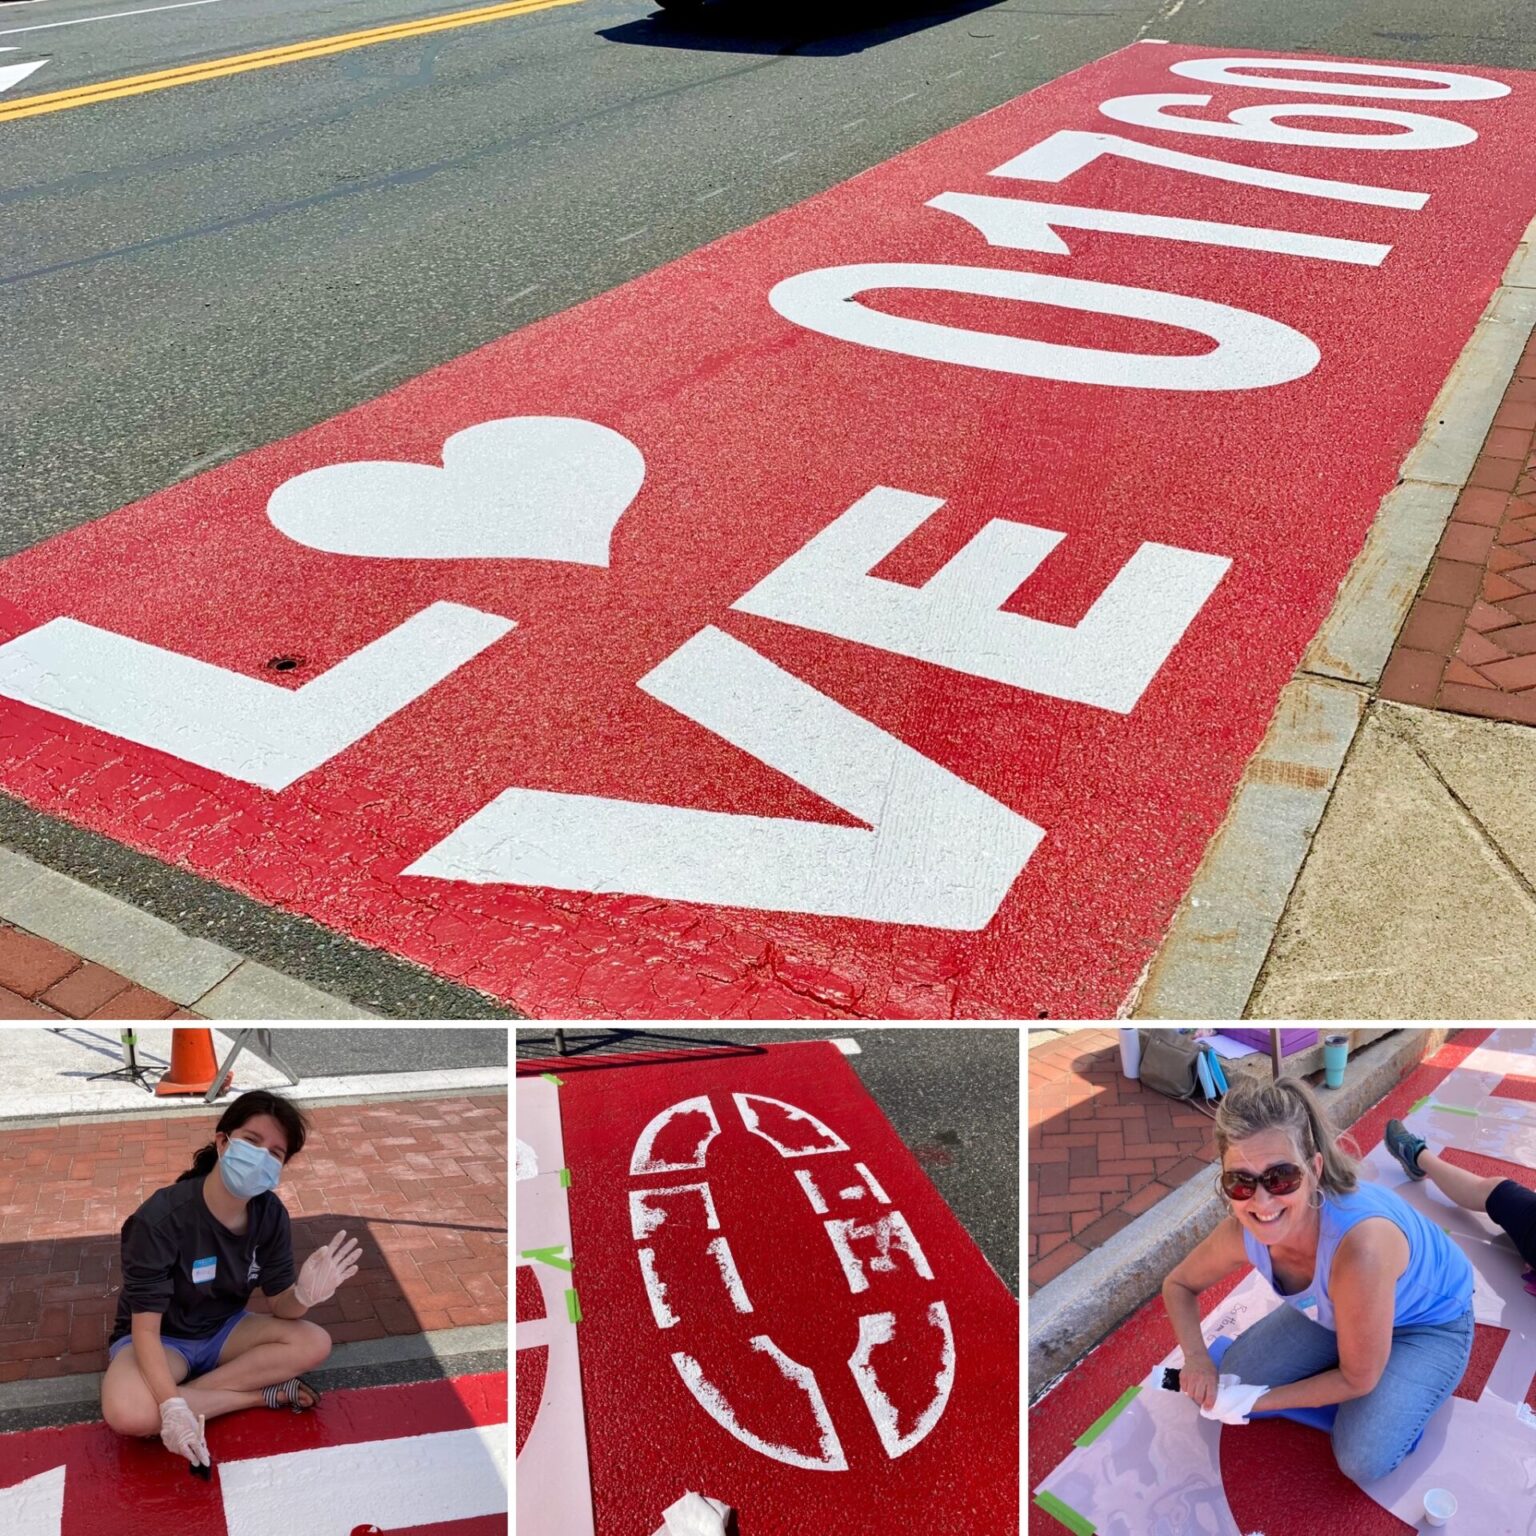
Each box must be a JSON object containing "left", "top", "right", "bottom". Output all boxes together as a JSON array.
[
  {"left": 598, "top": 0, "right": 1002, "bottom": 59},
  {"left": 515, "top": 1029, "right": 767, "bottom": 1071}
]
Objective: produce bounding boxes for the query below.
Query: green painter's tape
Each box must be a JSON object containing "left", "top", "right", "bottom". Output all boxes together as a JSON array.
[
  {"left": 1409, "top": 1095, "right": 1430, "bottom": 1115},
  {"left": 559, "top": 1167, "right": 572, "bottom": 1188},
  {"left": 1034, "top": 1491, "right": 1094, "bottom": 1536},
  {"left": 565, "top": 1288, "right": 582, "bottom": 1325},
  {"left": 1431, "top": 1103, "right": 1478, "bottom": 1117},
  {"left": 1075, "top": 1384, "right": 1141, "bottom": 1447},
  {"left": 520, "top": 1245, "right": 574, "bottom": 1272},
  {"left": 541, "top": 1072, "right": 565, "bottom": 1086}
]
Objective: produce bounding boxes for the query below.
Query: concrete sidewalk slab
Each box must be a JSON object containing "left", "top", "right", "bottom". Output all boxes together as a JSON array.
[
  {"left": 1250, "top": 703, "right": 1536, "bottom": 1017},
  {"left": 1132, "top": 222, "right": 1536, "bottom": 1022},
  {"left": 0, "top": 1024, "right": 507, "bottom": 1122}
]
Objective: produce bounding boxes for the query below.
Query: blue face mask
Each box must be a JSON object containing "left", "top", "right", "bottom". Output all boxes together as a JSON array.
[{"left": 218, "top": 1135, "right": 282, "bottom": 1199}]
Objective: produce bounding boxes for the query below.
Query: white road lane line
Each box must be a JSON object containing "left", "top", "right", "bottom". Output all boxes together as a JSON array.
[{"left": 0, "top": 0, "right": 225, "bottom": 37}]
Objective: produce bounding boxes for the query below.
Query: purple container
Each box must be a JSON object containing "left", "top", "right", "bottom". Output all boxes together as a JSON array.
[{"left": 1223, "top": 1029, "right": 1321, "bottom": 1056}]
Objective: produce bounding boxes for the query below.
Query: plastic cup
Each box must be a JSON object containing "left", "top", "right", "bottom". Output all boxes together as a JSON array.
[
  {"left": 1423, "top": 1488, "right": 1457, "bottom": 1526},
  {"left": 1322, "top": 1033, "right": 1349, "bottom": 1089}
]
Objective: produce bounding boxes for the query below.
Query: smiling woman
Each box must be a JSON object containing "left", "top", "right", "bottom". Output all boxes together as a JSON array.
[
  {"left": 99, "top": 1090, "right": 363, "bottom": 1471},
  {"left": 1161, "top": 1077, "right": 1475, "bottom": 1488}
]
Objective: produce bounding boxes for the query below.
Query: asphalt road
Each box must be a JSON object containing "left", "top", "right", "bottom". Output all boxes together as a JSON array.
[
  {"left": 516, "top": 1024, "right": 1022, "bottom": 1292},
  {"left": 2, "top": 0, "right": 1533, "bottom": 1013}
]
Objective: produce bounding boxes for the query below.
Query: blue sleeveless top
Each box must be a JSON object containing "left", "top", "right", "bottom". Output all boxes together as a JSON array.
[{"left": 1241, "top": 1180, "right": 1473, "bottom": 1329}]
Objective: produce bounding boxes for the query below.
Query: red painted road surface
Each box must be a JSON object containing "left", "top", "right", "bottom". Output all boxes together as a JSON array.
[
  {"left": 527, "top": 1042, "right": 1018, "bottom": 1534},
  {"left": 1029, "top": 1029, "right": 1536, "bottom": 1536},
  {"left": 3, "top": 50, "right": 1536, "bottom": 1016},
  {"left": 0, "top": 1372, "right": 507, "bottom": 1536}
]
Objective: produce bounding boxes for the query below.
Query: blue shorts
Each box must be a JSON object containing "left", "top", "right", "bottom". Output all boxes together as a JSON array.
[{"left": 108, "top": 1309, "right": 249, "bottom": 1378}]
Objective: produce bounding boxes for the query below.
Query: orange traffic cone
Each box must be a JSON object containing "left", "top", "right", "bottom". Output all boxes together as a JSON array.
[{"left": 155, "top": 1028, "right": 221, "bottom": 1097}]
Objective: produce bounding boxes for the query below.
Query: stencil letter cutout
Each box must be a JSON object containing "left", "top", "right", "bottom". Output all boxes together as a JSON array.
[{"left": 629, "top": 1092, "right": 954, "bottom": 1469}]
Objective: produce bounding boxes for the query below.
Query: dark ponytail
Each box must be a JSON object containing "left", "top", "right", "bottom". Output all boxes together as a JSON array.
[{"left": 176, "top": 1090, "right": 311, "bottom": 1182}]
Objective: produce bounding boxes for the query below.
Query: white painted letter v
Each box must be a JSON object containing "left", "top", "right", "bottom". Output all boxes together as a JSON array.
[{"left": 404, "top": 626, "right": 1042, "bottom": 930}]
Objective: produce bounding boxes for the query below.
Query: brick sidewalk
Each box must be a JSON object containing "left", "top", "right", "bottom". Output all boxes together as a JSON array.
[
  {"left": 1028, "top": 1029, "right": 1215, "bottom": 1295},
  {"left": 1381, "top": 324, "right": 1536, "bottom": 723},
  {"left": 0, "top": 921, "right": 198, "bottom": 1020},
  {"left": 0, "top": 1093, "right": 506, "bottom": 1384}
]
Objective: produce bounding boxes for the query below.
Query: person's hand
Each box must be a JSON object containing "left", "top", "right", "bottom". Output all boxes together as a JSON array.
[
  {"left": 1200, "top": 1377, "right": 1269, "bottom": 1425},
  {"left": 1180, "top": 1354, "right": 1220, "bottom": 1413},
  {"left": 294, "top": 1230, "right": 363, "bottom": 1308},
  {"left": 159, "top": 1397, "right": 210, "bottom": 1467}
]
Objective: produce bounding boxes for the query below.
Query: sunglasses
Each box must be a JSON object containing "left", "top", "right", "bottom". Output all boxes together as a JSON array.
[{"left": 1219, "top": 1162, "right": 1305, "bottom": 1201}]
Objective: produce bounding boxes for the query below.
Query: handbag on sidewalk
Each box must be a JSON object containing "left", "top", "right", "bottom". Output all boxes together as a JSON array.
[{"left": 1137, "top": 1032, "right": 1203, "bottom": 1102}]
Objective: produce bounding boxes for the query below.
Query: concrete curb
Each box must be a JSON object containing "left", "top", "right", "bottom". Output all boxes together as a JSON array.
[
  {"left": 0, "top": 845, "right": 378, "bottom": 1019},
  {"left": 1131, "top": 216, "right": 1536, "bottom": 1020},
  {"left": 0, "top": 803, "right": 517, "bottom": 1020},
  {"left": 1027, "top": 1027, "right": 1450, "bottom": 1398},
  {"left": 0, "top": 1321, "right": 507, "bottom": 1413}
]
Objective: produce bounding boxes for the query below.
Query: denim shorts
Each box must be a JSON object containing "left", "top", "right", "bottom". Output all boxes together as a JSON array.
[
  {"left": 108, "top": 1309, "right": 249, "bottom": 1378},
  {"left": 1219, "top": 1300, "right": 1474, "bottom": 1486}
]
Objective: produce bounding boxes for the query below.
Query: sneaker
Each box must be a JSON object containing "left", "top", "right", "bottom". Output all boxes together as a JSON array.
[{"left": 1384, "top": 1118, "right": 1427, "bottom": 1181}]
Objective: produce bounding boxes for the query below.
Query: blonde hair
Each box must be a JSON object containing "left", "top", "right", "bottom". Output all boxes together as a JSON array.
[{"left": 1214, "top": 1076, "right": 1359, "bottom": 1195}]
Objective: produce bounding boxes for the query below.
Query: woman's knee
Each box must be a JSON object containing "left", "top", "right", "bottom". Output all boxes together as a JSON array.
[
  {"left": 1332, "top": 1428, "right": 1408, "bottom": 1485},
  {"left": 100, "top": 1384, "right": 159, "bottom": 1438},
  {"left": 293, "top": 1319, "right": 332, "bottom": 1368}
]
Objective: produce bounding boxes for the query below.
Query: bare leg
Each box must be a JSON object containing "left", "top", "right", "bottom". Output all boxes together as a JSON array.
[
  {"left": 103, "top": 1342, "right": 267, "bottom": 1429},
  {"left": 1418, "top": 1149, "right": 1504, "bottom": 1214},
  {"left": 181, "top": 1313, "right": 331, "bottom": 1416}
]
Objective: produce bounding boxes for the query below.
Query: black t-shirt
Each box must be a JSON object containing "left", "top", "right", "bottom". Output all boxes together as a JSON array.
[{"left": 110, "top": 1179, "right": 296, "bottom": 1343}]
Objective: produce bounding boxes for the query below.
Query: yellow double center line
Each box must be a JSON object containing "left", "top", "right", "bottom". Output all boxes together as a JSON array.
[{"left": 0, "top": 0, "right": 587, "bottom": 123}]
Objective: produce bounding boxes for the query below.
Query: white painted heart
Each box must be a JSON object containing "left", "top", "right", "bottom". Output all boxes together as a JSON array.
[{"left": 266, "top": 416, "right": 644, "bottom": 565}]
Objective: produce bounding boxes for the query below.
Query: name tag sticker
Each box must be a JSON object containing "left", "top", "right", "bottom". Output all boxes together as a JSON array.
[{"left": 192, "top": 1256, "right": 217, "bottom": 1284}]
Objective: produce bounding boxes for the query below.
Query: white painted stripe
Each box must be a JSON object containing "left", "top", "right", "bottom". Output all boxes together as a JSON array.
[
  {"left": 672, "top": 1338, "right": 847, "bottom": 1472},
  {"left": 706, "top": 1235, "right": 753, "bottom": 1314},
  {"left": 0, "top": 0, "right": 224, "bottom": 35},
  {"left": 637, "top": 1246, "right": 678, "bottom": 1329},
  {"left": 0, "top": 1465, "right": 64, "bottom": 1536},
  {"left": 848, "top": 1302, "right": 955, "bottom": 1458},
  {"left": 220, "top": 1425, "right": 506, "bottom": 1536},
  {"left": 794, "top": 1168, "right": 828, "bottom": 1215},
  {"left": 853, "top": 1161, "right": 891, "bottom": 1204}
]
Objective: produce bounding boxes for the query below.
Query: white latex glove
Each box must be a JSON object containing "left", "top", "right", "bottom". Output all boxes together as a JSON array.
[
  {"left": 159, "top": 1396, "right": 210, "bottom": 1467},
  {"left": 650, "top": 1491, "right": 733, "bottom": 1536},
  {"left": 1199, "top": 1375, "right": 1269, "bottom": 1426},
  {"left": 294, "top": 1230, "right": 363, "bottom": 1308}
]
